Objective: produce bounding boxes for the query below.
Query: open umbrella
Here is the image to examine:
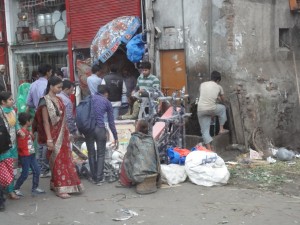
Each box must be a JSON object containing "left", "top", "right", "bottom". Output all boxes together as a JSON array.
[{"left": 90, "top": 16, "right": 141, "bottom": 63}]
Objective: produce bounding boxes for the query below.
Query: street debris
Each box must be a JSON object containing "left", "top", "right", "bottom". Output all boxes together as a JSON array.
[
  {"left": 266, "top": 156, "right": 276, "bottom": 164},
  {"left": 275, "top": 147, "right": 295, "bottom": 161},
  {"left": 112, "top": 208, "right": 138, "bottom": 221}
]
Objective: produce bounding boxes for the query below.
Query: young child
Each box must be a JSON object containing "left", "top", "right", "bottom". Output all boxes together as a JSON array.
[{"left": 14, "top": 112, "right": 45, "bottom": 196}]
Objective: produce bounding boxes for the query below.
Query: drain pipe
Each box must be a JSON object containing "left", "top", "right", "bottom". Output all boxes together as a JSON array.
[
  {"left": 181, "top": 0, "right": 189, "bottom": 93},
  {"left": 208, "top": 0, "right": 213, "bottom": 77},
  {"left": 141, "top": 0, "right": 145, "bottom": 33}
]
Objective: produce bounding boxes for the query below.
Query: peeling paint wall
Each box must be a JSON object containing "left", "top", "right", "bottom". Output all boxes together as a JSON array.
[
  {"left": 151, "top": 0, "right": 300, "bottom": 149},
  {"left": 211, "top": 0, "right": 300, "bottom": 149},
  {"left": 153, "top": 0, "right": 209, "bottom": 98}
]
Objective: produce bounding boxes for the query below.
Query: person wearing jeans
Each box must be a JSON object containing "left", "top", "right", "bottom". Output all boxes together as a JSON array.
[
  {"left": 14, "top": 112, "right": 45, "bottom": 196},
  {"left": 197, "top": 71, "right": 229, "bottom": 151},
  {"left": 85, "top": 85, "right": 118, "bottom": 185},
  {"left": 26, "top": 64, "right": 53, "bottom": 178},
  {"left": 85, "top": 127, "right": 107, "bottom": 184}
]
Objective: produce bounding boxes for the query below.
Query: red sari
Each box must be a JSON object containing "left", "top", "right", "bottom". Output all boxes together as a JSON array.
[{"left": 34, "top": 95, "right": 84, "bottom": 194}]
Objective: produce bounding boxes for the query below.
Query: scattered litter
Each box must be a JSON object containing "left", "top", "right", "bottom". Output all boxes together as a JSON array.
[
  {"left": 73, "top": 221, "right": 81, "bottom": 224},
  {"left": 18, "top": 212, "right": 25, "bottom": 216},
  {"left": 288, "top": 162, "right": 296, "bottom": 166},
  {"left": 249, "top": 149, "right": 263, "bottom": 160},
  {"left": 270, "top": 147, "right": 278, "bottom": 156},
  {"left": 218, "top": 221, "right": 229, "bottom": 224},
  {"left": 112, "top": 209, "right": 138, "bottom": 221},
  {"left": 225, "top": 161, "right": 239, "bottom": 165},
  {"left": 295, "top": 154, "right": 300, "bottom": 158},
  {"left": 276, "top": 148, "right": 295, "bottom": 161},
  {"left": 137, "top": 221, "right": 145, "bottom": 224},
  {"left": 266, "top": 156, "right": 276, "bottom": 164}
]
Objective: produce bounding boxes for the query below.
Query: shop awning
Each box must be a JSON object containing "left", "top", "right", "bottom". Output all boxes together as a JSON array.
[{"left": 11, "top": 40, "right": 68, "bottom": 54}]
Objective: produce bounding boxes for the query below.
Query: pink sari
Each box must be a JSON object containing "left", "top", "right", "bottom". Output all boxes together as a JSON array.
[{"left": 36, "top": 95, "right": 84, "bottom": 194}]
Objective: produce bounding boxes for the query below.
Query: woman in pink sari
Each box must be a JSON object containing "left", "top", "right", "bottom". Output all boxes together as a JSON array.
[{"left": 33, "top": 76, "right": 84, "bottom": 199}]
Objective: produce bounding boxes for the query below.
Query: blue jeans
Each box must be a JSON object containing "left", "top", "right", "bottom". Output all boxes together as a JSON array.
[
  {"left": 15, "top": 154, "right": 40, "bottom": 191},
  {"left": 37, "top": 143, "right": 49, "bottom": 174},
  {"left": 113, "top": 106, "right": 120, "bottom": 120},
  {"left": 197, "top": 104, "right": 227, "bottom": 144},
  {"left": 85, "top": 126, "right": 107, "bottom": 182},
  {"left": 104, "top": 106, "right": 120, "bottom": 122}
]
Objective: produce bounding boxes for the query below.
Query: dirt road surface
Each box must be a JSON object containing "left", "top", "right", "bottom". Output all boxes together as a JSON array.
[{"left": 1, "top": 177, "right": 300, "bottom": 225}]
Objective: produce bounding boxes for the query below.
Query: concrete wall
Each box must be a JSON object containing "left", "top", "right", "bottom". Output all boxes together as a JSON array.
[
  {"left": 151, "top": 0, "right": 300, "bottom": 149},
  {"left": 211, "top": 0, "right": 300, "bottom": 149},
  {"left": 153, "top": 0, "right": 209, "bottom": 94}
]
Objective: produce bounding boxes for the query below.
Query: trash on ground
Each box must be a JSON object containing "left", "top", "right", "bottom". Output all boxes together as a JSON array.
[
  {"left": 225, "top": 161, "right": 239, "bottom": 165},
  {"left": 275, "top": 147, "right": 295, "bottom": 161},
  {"left": 112, "top": 209, "right": 138, "bottom": 221},
  {"left": 185, "top": 151, "right": 230, "bottom": 186},
  {"left": 249, "top": 149, "right": 263, "bottom": 160},
  {"left": 267, "top": 156, "right": 276, "bottom": 164},
  {"left": 161, "top": 164, "right": 187, "bottom": 185}
]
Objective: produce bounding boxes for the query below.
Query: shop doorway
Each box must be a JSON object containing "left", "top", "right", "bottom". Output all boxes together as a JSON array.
[{"left": 160, "top": 50, "right": 187, "bottom": 96}]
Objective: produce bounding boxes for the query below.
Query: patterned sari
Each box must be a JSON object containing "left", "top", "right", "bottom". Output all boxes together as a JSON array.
[{"left": 35, "top": 95, "right": 84, "bottom": 194}]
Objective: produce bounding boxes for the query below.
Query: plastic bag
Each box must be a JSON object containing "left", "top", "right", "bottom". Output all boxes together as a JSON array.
[
  {"left": 126, "top": 33, "right": 145, "bottom": 63},
  {"left": 275, "top": 147, "right": 295, "bottom": 161},
  {"left": 161, "top": 164, "right": 187, "bottom": 186},
  {"left": 167, "top": 147, "right": 188, "bottom": 165},
  {"left": 185, "top": 151, "right": 230, "bottom": 187}
]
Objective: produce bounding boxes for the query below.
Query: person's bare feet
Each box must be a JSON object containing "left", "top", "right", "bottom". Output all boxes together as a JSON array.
[
  {"left": 219, "top": 129, "right": 229, "bottom": 134},
  {"left": 56, "top": 193, "right": 71, "bottom": 199},
  {"left": 8, "top": 192, "right": 20, "bottom": 200}
]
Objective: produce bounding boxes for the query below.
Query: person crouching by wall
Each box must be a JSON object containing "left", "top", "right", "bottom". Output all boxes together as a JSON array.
[
  {"left": 118, "top": 119, "right": 161, "bottom": 189},
  {"left": 118, "top": 96, "right": 140, "bottom": 120}
]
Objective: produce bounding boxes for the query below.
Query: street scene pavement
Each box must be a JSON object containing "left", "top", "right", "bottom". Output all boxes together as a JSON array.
[{"left": 1, "top": 176, "right": 300, "bottom": 225}]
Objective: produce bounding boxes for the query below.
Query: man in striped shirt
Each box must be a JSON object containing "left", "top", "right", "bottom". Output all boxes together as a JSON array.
[
  {"left": 135, "top": 62, "right": 160, "bottom": 92},
  {"left": 133, "top": 62, "right": 161, "bottom": 119}
]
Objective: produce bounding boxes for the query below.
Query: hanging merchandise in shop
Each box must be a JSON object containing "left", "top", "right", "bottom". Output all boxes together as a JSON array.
[
  {"left": 90, "top": 16, "right": 141, "bottom": 63},
  {"left": 15, "top": 0, "right": 67, "bottom": 43}
]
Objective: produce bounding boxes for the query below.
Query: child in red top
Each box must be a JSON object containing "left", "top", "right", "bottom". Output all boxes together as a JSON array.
[{"left": 14, "top": 113, "right": 45, "bottom": 196}]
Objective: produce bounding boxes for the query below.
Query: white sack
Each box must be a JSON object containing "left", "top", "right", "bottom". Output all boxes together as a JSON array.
[
  {"left": 161, "top": 164, "right": 187, "bottom": 186},
  {"left": 185, "top": 151, "right": 230, "bottom": 187}
]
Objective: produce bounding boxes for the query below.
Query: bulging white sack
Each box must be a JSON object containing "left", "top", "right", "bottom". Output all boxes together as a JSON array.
[
  {"left": 185, "top": 151, "right": 230, "bottom": 187},
  {"left": 161, "top": 164, "right": 187, "bottom": 186}
]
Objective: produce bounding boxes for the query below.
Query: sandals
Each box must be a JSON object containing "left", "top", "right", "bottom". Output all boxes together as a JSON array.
[{"left": 56, "top": 193, "right": 71, "bottom": 199}]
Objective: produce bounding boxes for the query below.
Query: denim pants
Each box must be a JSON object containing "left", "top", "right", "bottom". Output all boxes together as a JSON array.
[
  {"left": 197, "top": 104, "right": 227, "bottom": 144},
  {"left": 112, "top": 107, "right": 120, "bottom": 120},
  {"left": 15, "top": 154, "right": 40, "bottom": 191},
  {"left": 85, "top": 126, "right": 107, "bottom": 182},
  {"left": 37, "top": 143, "right": 49, "bottom": 174}
]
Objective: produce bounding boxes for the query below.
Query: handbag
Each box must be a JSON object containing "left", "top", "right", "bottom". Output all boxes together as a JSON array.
[{"left": 0, "top": 158, "right": 14, "bottom": 187}]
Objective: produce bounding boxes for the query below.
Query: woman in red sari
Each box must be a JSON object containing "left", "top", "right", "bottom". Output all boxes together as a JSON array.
[{"left": 33, "top": 76, "right": 84, "bottom": 199}]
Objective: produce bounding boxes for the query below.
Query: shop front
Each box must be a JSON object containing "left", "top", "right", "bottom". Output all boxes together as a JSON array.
[
  {"left": 5, "top": 0, "right": 68, "bottom": 96},
  {"left": 66, "top": 0, "right": 141, "bottom": 96}
]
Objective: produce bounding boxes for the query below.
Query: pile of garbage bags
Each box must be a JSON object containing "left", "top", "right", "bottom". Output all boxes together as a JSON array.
[{"left": 161, "top": 145, "right": 230, "bottom": 187}]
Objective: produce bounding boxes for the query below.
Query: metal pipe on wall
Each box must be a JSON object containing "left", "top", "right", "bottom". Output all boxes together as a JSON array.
[
  {"left": 181, "top": 0, "right": 189, "bottom": 93},
  {"left": 208, "top": 0, "right": 213, "bottom": 77}
]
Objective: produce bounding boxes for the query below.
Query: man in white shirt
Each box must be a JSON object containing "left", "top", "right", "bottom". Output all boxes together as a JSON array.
[
  {"left": 87, "top": 65, "right": 103, "bottom": 95},
  {"left": 197, "top": 71, "right": 228, "bottom": 151}
]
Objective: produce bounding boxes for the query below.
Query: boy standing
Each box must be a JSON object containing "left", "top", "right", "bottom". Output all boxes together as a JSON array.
[{"left": 14, "top": 113, "right": 45, "bottom": 196}]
